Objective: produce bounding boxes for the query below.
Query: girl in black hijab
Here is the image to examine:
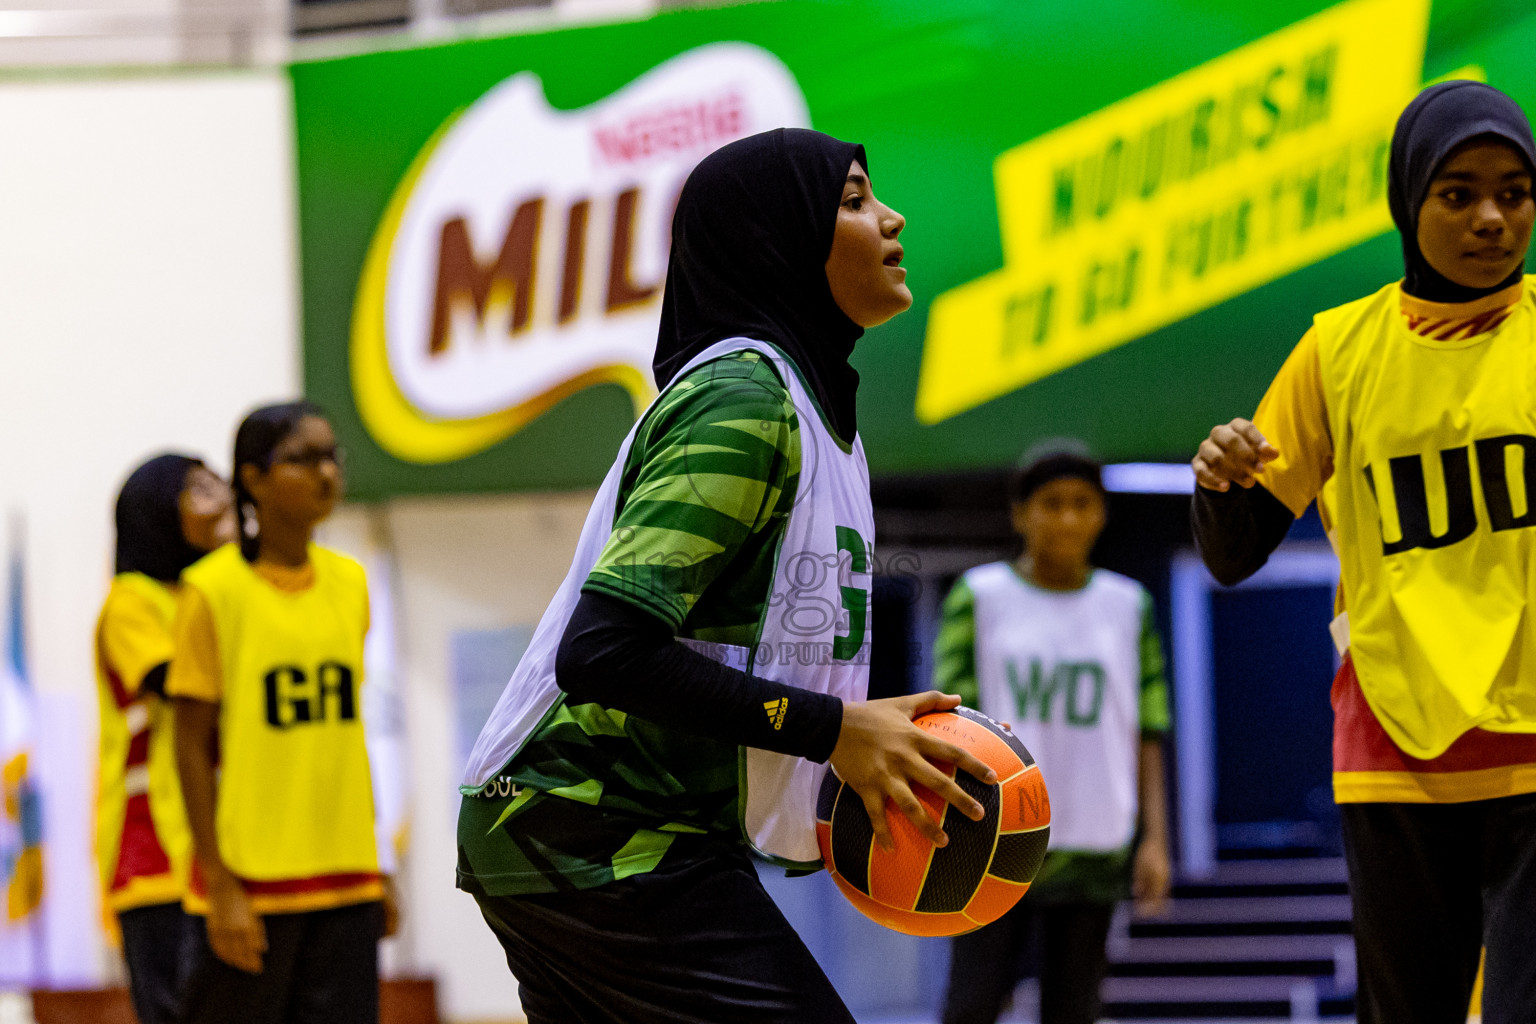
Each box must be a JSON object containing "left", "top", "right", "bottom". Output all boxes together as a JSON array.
[
  {"left": 654, "top": 128, "right": 869, "bottom": 441},
  {"left": 1191, "top": 83, "right": 1536, "bottom": 1023},
  {"left": 115, "top": 456, "right": 218, "bottom": 582},
  {"left": 96, "top": 454, "right": 233, "bottom": 1024},
  {"left": 1389, "top": 80, "right": 1536, "bottom": 303},
  {"left": 458, "top": 129, "right": 995, "bottom": 1024}
]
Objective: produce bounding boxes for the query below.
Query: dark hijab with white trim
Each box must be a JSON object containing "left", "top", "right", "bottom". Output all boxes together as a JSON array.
[
  {"left": 653, "top": 128, "right": 868, "bottom": 441},
  {"left": 1389, "top": 81, "right": 1536, "bottom": 302},
  {"left": 115, "top": 454, "right": 205, "bottom": 582}
]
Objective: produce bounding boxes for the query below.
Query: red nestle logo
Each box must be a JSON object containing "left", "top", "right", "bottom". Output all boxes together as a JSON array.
[{"left": 594, "top": 92, "right": 745, "bottom": 166}]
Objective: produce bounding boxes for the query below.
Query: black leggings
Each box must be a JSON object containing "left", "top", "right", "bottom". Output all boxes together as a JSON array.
[
  {"left": 941, "top": 899, "right": 1114, "bottom": 1024},
  {"left": 180, "top": 901, "right": 383, "bottom": 1024},
  {"left": 118, "top": 902, "right": 194, "bottom": 1024},
  {"left": 1343, "top": 794, "right": 1536, "bottom": 1024},
  {"left": 474, "top": 843, "right": 854, "bottom": 1024}
]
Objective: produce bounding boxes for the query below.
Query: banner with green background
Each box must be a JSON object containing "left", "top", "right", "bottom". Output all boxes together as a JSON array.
[{"left": 293, "top": 0, "right": 1536, "bottom": 500}]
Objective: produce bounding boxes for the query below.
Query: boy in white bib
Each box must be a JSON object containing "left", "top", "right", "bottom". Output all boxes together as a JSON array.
[{"left": 937, "top": 448, "right": 1172, "bottom": 1024}]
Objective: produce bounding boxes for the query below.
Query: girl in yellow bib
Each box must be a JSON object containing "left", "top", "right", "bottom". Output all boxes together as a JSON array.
[
  {"left": 1191, "top": 83, "right": 1536, "bottom": 1023},
  {"left": 97, "top": 453, "right": 233, "bottom": 1024},
  {"left": 169, "top": 402, "right": 395, "bottom": 1024}
]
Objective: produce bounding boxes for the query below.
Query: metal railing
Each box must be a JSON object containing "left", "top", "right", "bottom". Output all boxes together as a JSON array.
[
  {"left": 0, "top": 0, "right": 761, "bottom": 75},
  {"left": 0, "top": 4, "right": 287, "bottom": 68}
]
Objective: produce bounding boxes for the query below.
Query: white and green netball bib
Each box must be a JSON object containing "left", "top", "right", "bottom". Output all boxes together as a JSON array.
[
  {"left": 463, "top": 337, "right": 873, "bottom": 868},
  {"left": 966, "top": 563, "right": 1150, "bottom": 853}
]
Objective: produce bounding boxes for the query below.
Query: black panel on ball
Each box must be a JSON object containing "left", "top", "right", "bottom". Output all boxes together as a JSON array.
[
  {"left": 989, "top": 827, "right": 1051, "bottom": 884},
  {"left": 913, "top": 772, "right": 999, "bottom": 914},
  {"left": 816, "top": 768, "right": 840, "bottom": 823},
  {"left": 830, "top": 783, "right": 874, "bottom": 896}
]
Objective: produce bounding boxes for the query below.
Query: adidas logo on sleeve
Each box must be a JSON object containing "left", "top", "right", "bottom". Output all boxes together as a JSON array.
[{"left": 764, "top": 698, "right": 787, "bottom": 730}]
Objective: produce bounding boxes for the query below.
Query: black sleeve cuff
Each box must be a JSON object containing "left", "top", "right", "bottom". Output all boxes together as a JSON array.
[
  {"left": 1190, "top": 483, "right": 1296, "bottom": 586},
  {"left": 555, "top": 591, "right": 845, "bottom": 762},
  {"left": 139, "top": 661, "right": 170, "bottom": 699}
]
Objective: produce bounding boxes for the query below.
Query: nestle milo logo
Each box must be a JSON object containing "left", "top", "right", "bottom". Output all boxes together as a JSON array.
[{"left": 352, "top": 44, "right": 810, "bottom": 464}]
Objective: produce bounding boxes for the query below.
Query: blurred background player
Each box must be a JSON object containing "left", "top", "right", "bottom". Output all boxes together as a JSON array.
[
  {"left": 96, "top": 454, "right": 234, "bottom": 1024},
  {"left": 456, "top": 129, "right": 997, "bottom": 1024},
  {"left": 1191, "top": 82, "right": 1536, "bottom": 1023},
  {"left": 935, "top": 445, "right": 1172, "bottom": 1024},
  {"left": 169, "top": 402, "right": 397, "bottom": 1024}
]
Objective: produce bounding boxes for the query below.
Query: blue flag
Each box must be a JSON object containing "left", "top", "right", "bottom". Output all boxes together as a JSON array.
[{"left": 1, "top": 524, "right": 43, "bottom": 922}]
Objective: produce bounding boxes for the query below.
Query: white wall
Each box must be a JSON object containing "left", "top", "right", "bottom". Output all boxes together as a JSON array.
[{"left": 0, "top": 70, "right": 299, "bottom": 984}]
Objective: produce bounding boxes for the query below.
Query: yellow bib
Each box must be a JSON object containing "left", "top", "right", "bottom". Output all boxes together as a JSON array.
[
  {"left": 1318, "top": 276, "right": 1536, "bottom": 759},
  {"left": 95, "top": 573, "right": 190, "bottom": 907},
  {"left": 183, "top": 545, "right": 377, "bottom": 880}
]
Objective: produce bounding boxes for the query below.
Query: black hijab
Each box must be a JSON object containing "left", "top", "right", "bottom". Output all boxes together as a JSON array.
[
  {"left": 653, "top": 128, "right": 868, "bottom": 441},
  {"left": 1389, "top": 81, "right": 1536, "bottom": 302},
  {"left": 115, "top": 454, "right": 205, "bottom": 582}
]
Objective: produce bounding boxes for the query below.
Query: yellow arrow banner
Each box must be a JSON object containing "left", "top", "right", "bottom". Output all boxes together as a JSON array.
[{"left": 916, "top": 0, "right": 1431, "bottom": 424}]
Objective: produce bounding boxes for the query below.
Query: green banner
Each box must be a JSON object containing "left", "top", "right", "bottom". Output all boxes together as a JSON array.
[{"left": 293, "top": 0, "right": 1536, "bottom": 500}]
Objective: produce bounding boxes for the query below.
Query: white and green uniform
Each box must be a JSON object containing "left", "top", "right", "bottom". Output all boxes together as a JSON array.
[
  {"left": 459, "top": 338, "right": 873, "bottom": 895},
  {"left": 935, "top": 563, "right": 1170, "bottom": 902}
]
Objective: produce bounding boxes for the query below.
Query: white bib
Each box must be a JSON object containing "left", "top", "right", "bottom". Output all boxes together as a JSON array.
[
  {"left": 462, "top": 338, "right": 873, "bottom": 867},
  {"left": 967, "top": 563, "right": 1145, "bottom": 853}
]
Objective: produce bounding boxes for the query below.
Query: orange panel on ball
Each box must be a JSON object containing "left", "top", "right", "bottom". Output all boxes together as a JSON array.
[
  {"left": 829, "top": 871, "right": 977, "bottom": 937},
  {"left": 963, "top": 873, "right": 1030, "bottom": 927},
  {"left": 997, "top": 767, "right": 1051, "bottom": 833},
  {"left": 914, "top": 714, "right": 1027, "bottom": 783},
  {"left": 867, "top": 785, "right": 945, "bottom": 910}
]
